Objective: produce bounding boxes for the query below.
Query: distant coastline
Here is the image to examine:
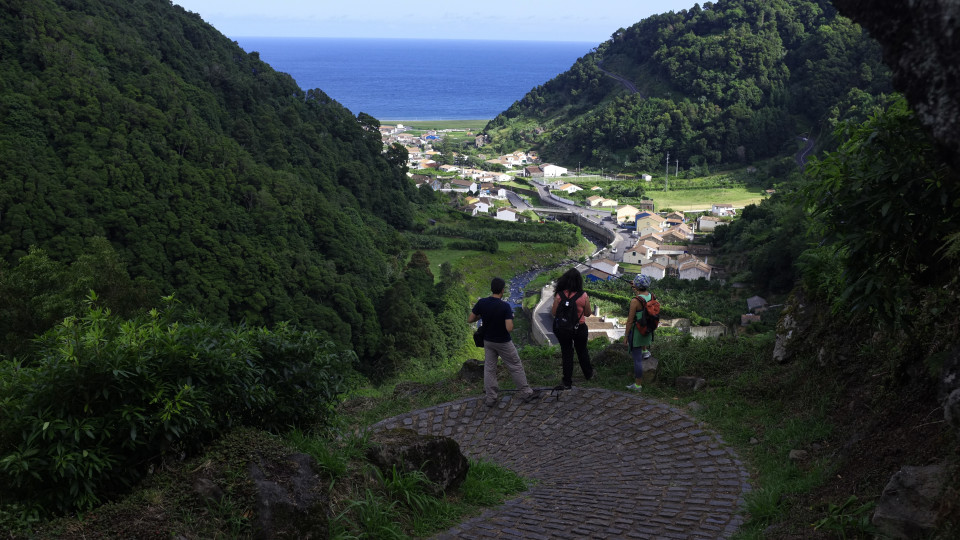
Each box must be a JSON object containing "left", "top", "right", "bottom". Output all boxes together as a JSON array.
[{"left": 234, "top": 37, "right": 588, "bottom": 120}]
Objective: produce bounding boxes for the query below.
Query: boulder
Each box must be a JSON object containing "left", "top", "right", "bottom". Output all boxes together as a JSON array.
[
  {"left": 459, "top": 358, "right": 485, "bottom": 383},
  {"left": 788, "top": 449, "right": 809, "bottom": 462},
  {"left": 773, "top": 311, "right": 797, "bottom": 364},
  {"left": 642, "top": 356, "right": 659, "bottom": 383},
  {"left": 248, "top": 453, "right": 328, "bottom": 540},
  {"left": 366, "top": 428, "right": 469, "bottom": 496},
  {"left": 939, "top": 346, "right": 960, "bottom": 438},
  {"left": 872, "top": 462, "right": 948, "bottom": 539}
]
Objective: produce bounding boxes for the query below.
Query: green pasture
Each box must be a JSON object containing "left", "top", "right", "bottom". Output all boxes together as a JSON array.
[{"left": 645, "top": 186, "right": 766, "bottom": 212}]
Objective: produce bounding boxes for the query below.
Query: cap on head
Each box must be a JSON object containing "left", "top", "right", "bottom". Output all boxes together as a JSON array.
[{"left": 633, "top": 274, "right": 651, "bottom": 290}]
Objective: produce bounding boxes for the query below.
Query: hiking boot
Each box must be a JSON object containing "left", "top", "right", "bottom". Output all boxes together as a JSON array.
[
  {"left": 521, "top": 389, "right": 542, "bottom": 403},
  {"left": 626, "top": 383, "right": 642, "bottom": 392},
  {"left": 642, "top": 350, "right": 652, "bottom": 359}
]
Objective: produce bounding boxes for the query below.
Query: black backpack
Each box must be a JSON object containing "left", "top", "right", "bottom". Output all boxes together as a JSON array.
[{"left": 553, "top": 291, "right": 584, "bottom": 333}]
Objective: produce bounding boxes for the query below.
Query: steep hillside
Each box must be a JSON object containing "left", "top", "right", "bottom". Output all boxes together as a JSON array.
[
  {"left": 0, "top": 0, "right": 420, "bottom": 363},
  {"left": 483, "top": 0, "right": 891, "bottom": 171}
]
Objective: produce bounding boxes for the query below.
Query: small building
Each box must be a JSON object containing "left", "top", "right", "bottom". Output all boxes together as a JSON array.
[
  {"left": 678, "top": 259, "right": 712, "bottom": 281},
  {"left": 523, "top": 165, "right": 544, "bottom": 178},
  {"left": 741, "top": 314, "right": 762, "bottom": 326},
  {"left": 697, "top": 215, "right": 723, "bottom": 232},
  {"left": 542, "top": 164, "right": 569, "bottom": 177},
  {"left": 592, "top": 258, "right": 620, "bottom": 276},
  {"left": 711, "top": 203, "right": 736, "bottom": 217},
  {"left": 747, "top": 295, "right": 769, "bottom": 313},
  {"left": 583, "top": 268, "right": 613, "bottom": 282},
  {"left": 586, "top": 195, "right": 605, "bottom": 207},
  {"left": 616, "top": 205, "right": 641, "bottom": 224},
  {"left": 496, "top": 207, "right": 518, "bottom": 222},
  {"left": 640, "top": 262, "right": 667, "bottom": 280},
  {"left": 637, "top": 200, "right": 655, "bottom": 212}
]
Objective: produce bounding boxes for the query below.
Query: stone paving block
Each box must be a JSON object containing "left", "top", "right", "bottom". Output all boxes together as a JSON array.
[{"left": 368, "top": 388, "right": 749, "bottom": 539}]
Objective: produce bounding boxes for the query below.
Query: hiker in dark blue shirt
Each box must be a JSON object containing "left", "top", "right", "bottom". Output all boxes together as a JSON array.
[{"left": 468, "top": 277, "right": 540, "bottom": 407}]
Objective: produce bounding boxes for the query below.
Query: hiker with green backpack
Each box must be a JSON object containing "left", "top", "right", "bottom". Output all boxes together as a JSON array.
[{"left": 624, "top": 274, "right": 660, "bottom": 392}]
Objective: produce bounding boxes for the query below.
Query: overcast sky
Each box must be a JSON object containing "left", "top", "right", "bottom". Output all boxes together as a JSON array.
[{"left": 173, "top": 0, "right": 697, "bottom": 42}]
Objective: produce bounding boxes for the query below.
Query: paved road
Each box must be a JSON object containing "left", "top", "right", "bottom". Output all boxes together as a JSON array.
[
  {"left": 370, "top": 389, "right": 750, "bottom": 539},
  {"left": 597, "top": 62, "right": 641, "bottom": 96}
]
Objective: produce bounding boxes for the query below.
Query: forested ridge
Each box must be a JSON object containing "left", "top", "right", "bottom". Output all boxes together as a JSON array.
[
  {"left": 484, "top": 0, "right": 892, "bottom": 171},
  {"left": 0, "top": 0, "right": 455, "bottom": 370}
]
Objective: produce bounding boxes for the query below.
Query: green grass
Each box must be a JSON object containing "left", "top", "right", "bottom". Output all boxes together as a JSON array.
[{"left": 644, "top": 186, "right": 766, "bottom": 212}]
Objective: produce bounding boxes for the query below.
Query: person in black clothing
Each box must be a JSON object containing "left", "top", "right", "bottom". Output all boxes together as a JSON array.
[
  {"left": 551, "top": 268, "right": 595, "bottom": 389},
  {"left": 468, "top": 277, "right": 539, "bottom": 407}
]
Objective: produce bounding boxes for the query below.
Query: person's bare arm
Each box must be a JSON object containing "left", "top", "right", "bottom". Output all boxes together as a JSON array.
[
  {"left": 468, "top": 312, "right": 479, "bottom": 324},
  {"left": 505, "top": 319, "right": 514, "bottom": 333}
]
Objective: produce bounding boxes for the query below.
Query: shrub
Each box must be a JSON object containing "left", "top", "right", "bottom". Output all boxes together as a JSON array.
[{"left": 0, "top": 295, "right": 352, "bottom": 514}]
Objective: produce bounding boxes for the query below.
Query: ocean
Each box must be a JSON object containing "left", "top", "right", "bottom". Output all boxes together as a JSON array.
[{"left": 234, "top": 38, "right": 592, "bottom": 121}]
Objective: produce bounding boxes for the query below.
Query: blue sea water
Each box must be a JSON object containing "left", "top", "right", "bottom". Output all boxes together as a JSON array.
[{"left": 234, "top": 38, "right": 592, "bottom": 120}]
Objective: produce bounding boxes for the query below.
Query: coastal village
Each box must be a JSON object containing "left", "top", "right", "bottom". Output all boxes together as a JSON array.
[{"left": 379, "top": 123, "right": 736, "bottom": 293}]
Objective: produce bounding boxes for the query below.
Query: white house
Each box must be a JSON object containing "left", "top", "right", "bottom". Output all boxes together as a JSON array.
[
  {"left": 640, "top": 262, "right": 667, "bottom": 280},
  {"left": 697, "top": 216, "right": 723, "bottom": 232},
  {"left": 449, "top": 179, "right": 477, "bottom": 193},
  {"left": 592, "top": 258, "right": 619, "bottom": 276},
  {"left": 496, "top": 207, "right": 518, "bottom": 222},
  {"left": 586, "top": 195, "right": 604, "bottom": 207},
  {"left": 474, "top": 200, "right": 491, "bottom": 213},
  {"left": 616, "top": 205, "right": 641, "bottom": 224},
  {"left": 555, "top": 183, "right": 582, "bottom": 194},
  {"left": 711, "top": 203, "right": 736, "bottom": 217},
  {"left": 679, "top": 259, "right": 712, "bottom": 280},
  {"left": 542, "top": 164, "right": 568, "bottom": 177}
]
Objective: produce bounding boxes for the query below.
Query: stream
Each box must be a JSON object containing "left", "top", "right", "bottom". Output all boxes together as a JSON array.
[{"left": 504, "top": 231, "right": 606, "bottom": 308}]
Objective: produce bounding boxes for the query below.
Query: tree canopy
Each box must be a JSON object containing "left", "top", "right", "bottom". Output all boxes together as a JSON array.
[
  {"left": 0, "top": 0, "right": 453, "bottom": 371},
  {"left": 483, "top": 0, "right": 892, "bottom": 172}
]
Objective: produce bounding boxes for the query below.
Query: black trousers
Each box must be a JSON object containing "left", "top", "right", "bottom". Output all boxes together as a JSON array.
[{"left": 556, "top": 323, "right": 593, "bottom": 387}]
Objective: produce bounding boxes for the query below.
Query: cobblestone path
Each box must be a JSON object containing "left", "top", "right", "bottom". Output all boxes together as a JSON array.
[{"left": 370, "top": 387, "right": 751, "bottom": 539}]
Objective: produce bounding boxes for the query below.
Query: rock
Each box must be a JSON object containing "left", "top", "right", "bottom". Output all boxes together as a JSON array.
[
  {"left": 749, "top": 437, "right": 760, "bottom": 445},
  {"left": 872, "top": 462, "right": 948, "bottom": 539},
  {"left": 675, "top": 376, "right": 706, "bottom": 392},
  {"left": 458, "top": 358, "right": 485, "bottom": 383},
  {"left": 192, "top": 477, "right": 224, "bottom": 502},
  {"left": 788, "top": 449, "right": 809, "bottom": 462},
  {"left": 833, "top": 0, "right": 960, "bottom": 170},
  {"left": 248, "top": 453, "right": 328, "bottom": 540},
  {"left": 642, "top": 356, "right": 659, "bottom": 383},
  {"left": 687, "top": 401, "right": 704, "bottom": 413},
  {"left": 939, "top": 346, "right": 960, "bottom": 438},
  {"left": 773, "top": 311, "right": 796, "bottom": 364},
  {"left": 366, "top": 428, "right": 469, "bottom": 496}
]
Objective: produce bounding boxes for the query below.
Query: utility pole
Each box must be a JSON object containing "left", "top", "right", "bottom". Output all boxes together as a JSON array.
[
  {"left": 665, "top": 151, "right": 669, "bottom": 192},
  {"left": 675, "top": 158, "right": 679, "bottom": 178}
]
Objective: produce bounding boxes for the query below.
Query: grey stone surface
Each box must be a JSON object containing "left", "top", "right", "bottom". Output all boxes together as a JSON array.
[
  {"left": 873, "top": 462, "right": 947, "bottom": 539},
  {"left": 369, "top": 388, "right": 750, "bottom": 539}
]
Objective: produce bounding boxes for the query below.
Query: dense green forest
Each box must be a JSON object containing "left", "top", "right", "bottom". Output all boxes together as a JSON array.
[
  {"left": 484, "top": 0, "right": 892, "bottom": 172},
  {"left": 0, "top": 0, "right": 465, "bottom": 376}
]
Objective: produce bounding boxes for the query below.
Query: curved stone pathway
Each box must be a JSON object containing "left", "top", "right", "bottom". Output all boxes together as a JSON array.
[{"left": 370, "top": 388, "right": 751, "bottom": 539}]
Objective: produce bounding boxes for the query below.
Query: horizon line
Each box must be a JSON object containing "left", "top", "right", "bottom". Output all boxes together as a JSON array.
[{"left": 230, "top": 35, "right": 601, "bottom": 45}]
